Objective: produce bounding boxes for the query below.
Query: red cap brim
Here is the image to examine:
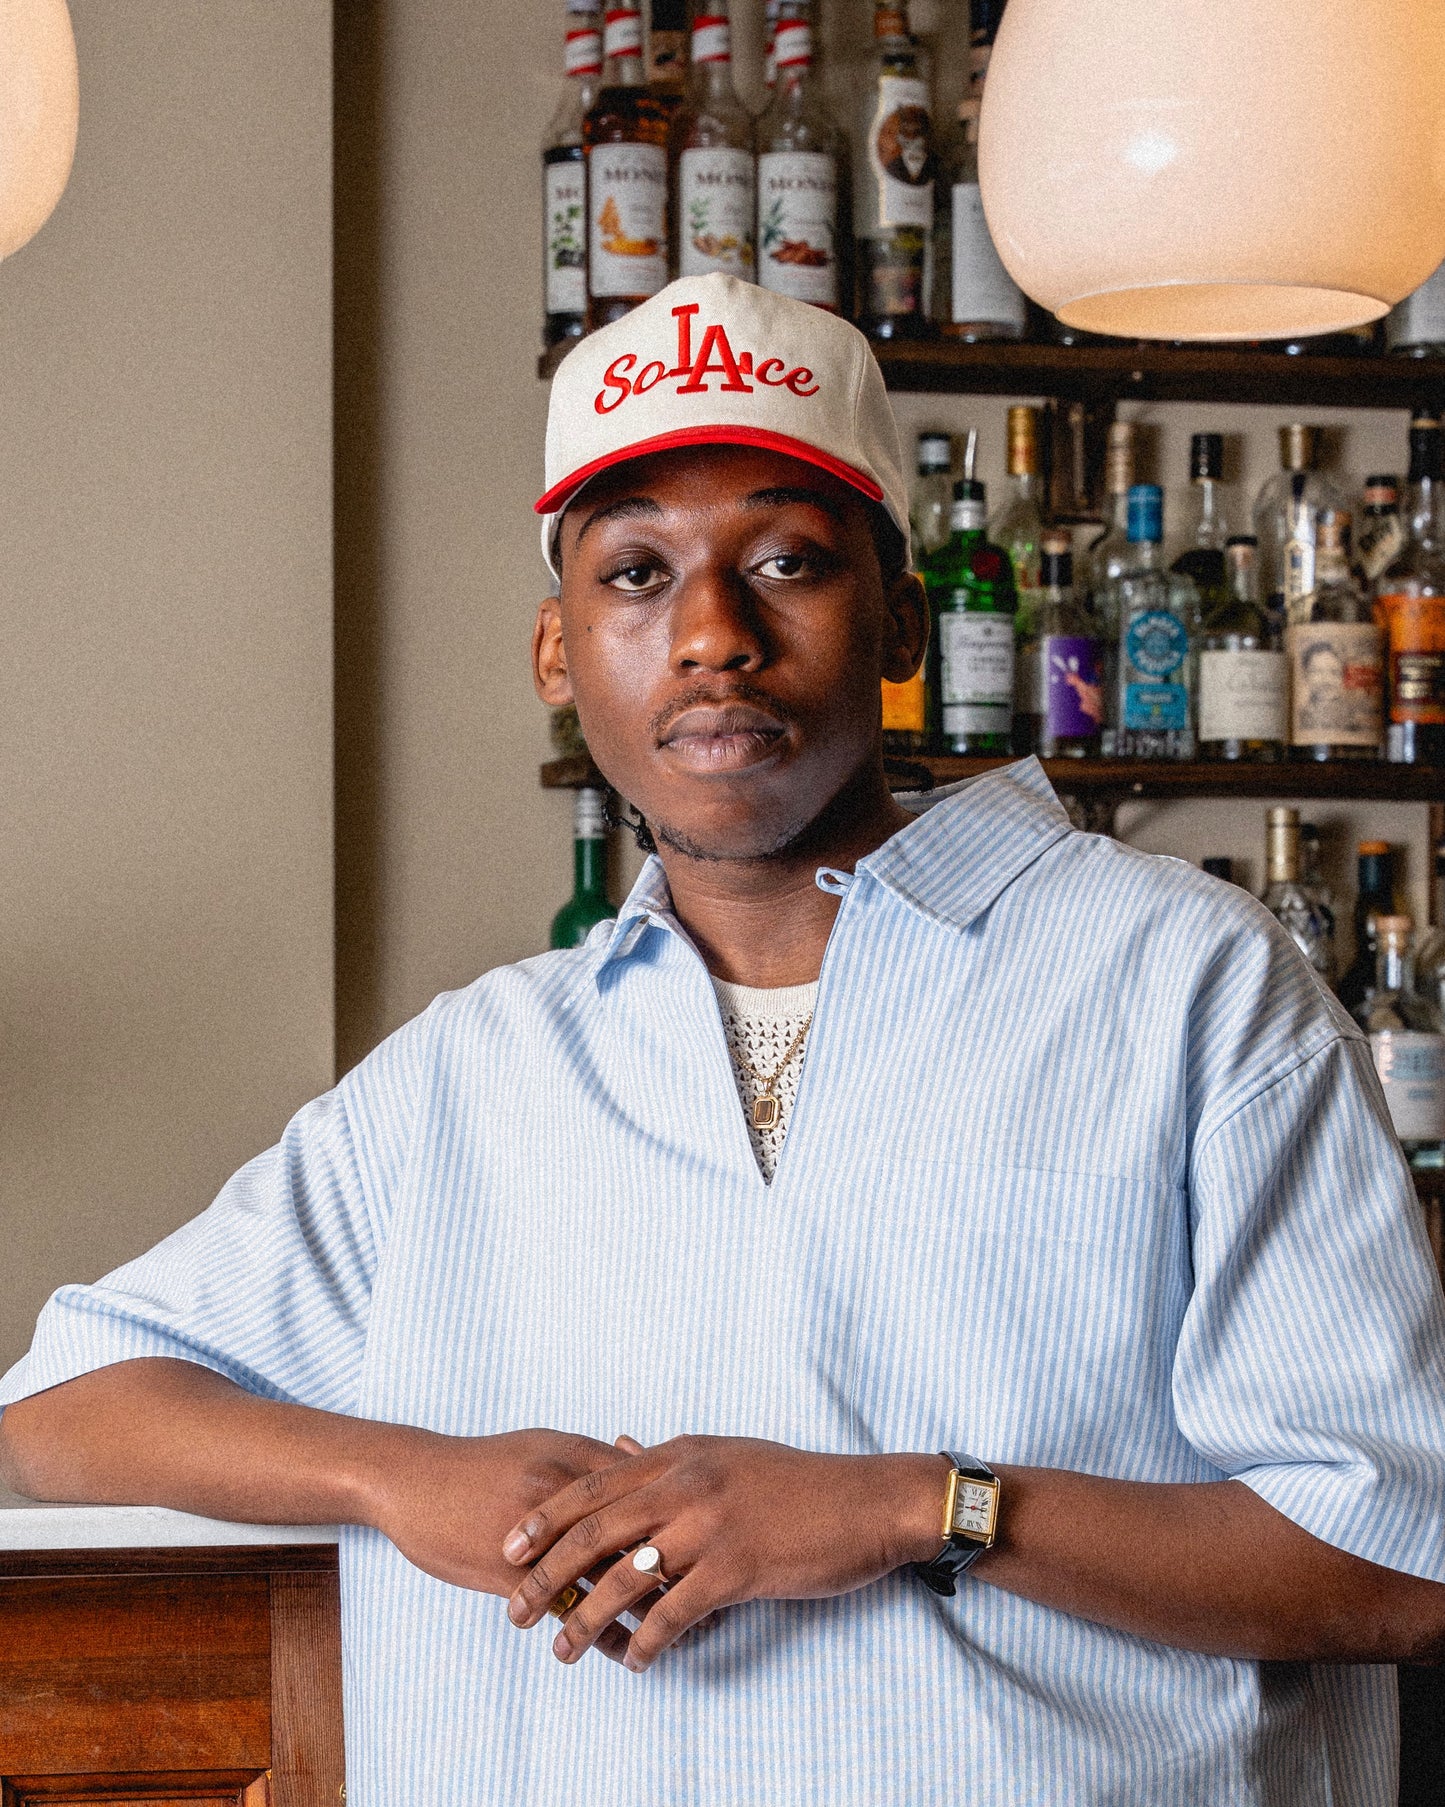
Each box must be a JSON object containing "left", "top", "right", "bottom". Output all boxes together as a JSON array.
[{"left": 534, "top": 424, "right": 886, "bottom": 515}]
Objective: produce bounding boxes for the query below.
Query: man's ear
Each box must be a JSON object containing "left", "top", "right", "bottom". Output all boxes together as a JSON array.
[
  {"left": 880, "top": 569, "right": 929, "bottom": 686},
  {"left": 533, "top": 597, "right": 575, "bottom": 705}
]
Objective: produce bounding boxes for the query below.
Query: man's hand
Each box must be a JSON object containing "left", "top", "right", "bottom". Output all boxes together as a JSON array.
[{"left": 501, "top": 1436, "right": 948, "bottom": 1670}]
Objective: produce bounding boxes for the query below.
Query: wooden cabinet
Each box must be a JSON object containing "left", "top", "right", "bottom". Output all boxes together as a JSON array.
[{"left": 0, "top": 1546, "right": 342, "bottom": 1807}]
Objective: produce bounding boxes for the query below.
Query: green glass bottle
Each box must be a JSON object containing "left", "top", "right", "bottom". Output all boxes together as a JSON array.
[
  {"left": 550, "top": 787, "right": 614, "bottom": 948},
  {"left": 926, "top": 433, "right": 1017, "bottom": 756}
]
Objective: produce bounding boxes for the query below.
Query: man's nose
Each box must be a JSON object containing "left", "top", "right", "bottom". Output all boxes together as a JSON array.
[{"left": 670, "top": 566, "right": 766, "bottom": 674}]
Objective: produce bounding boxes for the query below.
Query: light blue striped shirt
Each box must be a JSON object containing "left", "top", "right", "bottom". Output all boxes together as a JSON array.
[{"left": 4, "top": 759, "right": 1444, "bottom": 1805}]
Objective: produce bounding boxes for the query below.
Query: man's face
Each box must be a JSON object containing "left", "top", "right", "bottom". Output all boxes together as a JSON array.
[{"left": 533, "top": 445, "right": 924, "bottom": 863}]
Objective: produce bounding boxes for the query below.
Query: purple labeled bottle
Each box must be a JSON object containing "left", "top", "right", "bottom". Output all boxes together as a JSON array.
[{"left": 1032, "top": 527, "right": 1102, "bottom": 757}]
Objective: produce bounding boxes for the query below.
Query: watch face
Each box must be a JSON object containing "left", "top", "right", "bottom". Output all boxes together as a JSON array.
[{"left": 950, "top": 1478, "right": 999, "bottom": 1543}]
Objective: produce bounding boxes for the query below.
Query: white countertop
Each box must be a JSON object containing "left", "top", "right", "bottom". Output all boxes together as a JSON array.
[{"left": 0, "top": 1484, "right": 338, "bottom": 1550}]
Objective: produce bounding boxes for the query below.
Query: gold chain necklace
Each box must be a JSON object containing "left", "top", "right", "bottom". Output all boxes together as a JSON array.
[{"left": 730, "top": 1014, "right": 813, "bottom": 1131}]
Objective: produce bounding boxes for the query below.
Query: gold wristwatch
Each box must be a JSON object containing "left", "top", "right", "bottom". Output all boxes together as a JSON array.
[{"left": 912, "top": 1451, "right": 1001, "bottom": 1597}]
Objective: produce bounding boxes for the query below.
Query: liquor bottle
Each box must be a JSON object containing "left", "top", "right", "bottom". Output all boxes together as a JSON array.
[
  {"left": 1084, "top": 420, "right": 1137, "bottom": 753},
  {"left": 990, "top": 405, "right": 1044, "bottom": 747},
  {"left": 855, "top": 3, "right": 936, "bottom": 340},
  {"left": 1029, "top": 527, "right": 1103, "bottom": 758},
  {"left": 1169, "top": 432, "right": 1230, "bottom": 604},
  {"left": 1336, "top": 840, "right": 1396, "bottom": 1016},
  {"left": 1196, "top": 535, "right": 1286, "bottom": 762},
  {"left": 1251, "top": 424, "right": 1346, "bottom": 633},
  {"left": 1412, "top": 838, "right": 1445, "bottom": 1017},
  {"left": 1356, "top": 473, "right": 1404, "bottom": 588},
  {"left": 1386, "top": 260, "right": 1445, "bottom": 358},
  {"left": 583, "top": 0, "right": 670, "bottom": 331},
  {"left": 1375, "top": 414, "right": 1445, "bottom": 766},
  {"left": 1355, "top": 916, "right": 1445, "bottom": 1165},
  {"left": 645, "top": 0, "right": 688, "bottom": 118},
  {"left": 543, "top": 1, "right": 601, "bottom": 352},
  {"left": 1262, "top": 806, "right": 1333, "bottom": 980},
  {"left": 911, "top": 431, "right": 953, "bottom": 559},
  {"left": 763, "top": 0, "right": 781, "bottom": 92},
  {"left": 1112, "top": 484, "right": 1200, "bottom": 758},
  {"left": 550, "top": 788, "right": 615, "bottom": 948},
  {"left": 756, "top": 1, "right": 848, "bottom": 313},
  {"left": 674, "top": 7, "right": 756, "bottom": 282},
  {"left": 927, "top": 437, "right": 1017, "bottom": 756},
  {"left": 934, "top": 0, "right": 1025, "bottom": 342},
  {"left": 1287, "top": 510, "right": 1385, "bottom": 762},
  {"left": 1299, "top": 821, "right": 1338, "bottom": 980}
]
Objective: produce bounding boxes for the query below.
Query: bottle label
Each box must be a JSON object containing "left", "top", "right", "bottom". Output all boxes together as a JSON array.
[
  {"left": 757, "top": 152, "right": 839, "bottom": 307},
  {"left": 1282, "top": 526, "right": 1315, "bottom": 625},
  {"left": 1198, "top": 648, "right": 1288, "bottom": 743},
  {"left": 679, "top": 147, "right": 756, "bottom": 279},
  {"left": 1125, "top": 609, "right": 1188, "bottom": 679},
  {"left": 869, "top": 75, "right": 934, "bottom": 229},
  {"left": 881, "top": 671, "right": 925, "bottom": 735},
  {"left": 565, "top": 27, "right": 602, "bottom": 76},
  {"left": 1381, "top": 592, "right": 1445, "bottom": 725},
  {"left": 1286, "top": 621, "right": 1384, "bottom": 747},
  {"left": 772, "top": 19, "right": 812, "bottom": 68},
  {"left": 860, "top": 235, "right": 925, "bottom": 319},
  {"left": 588, "top": 142, "right": 667, "bottom": 298},
  {"left": 1044, "top": 636, "right": 1103, "bottom": 738},
  {"left": 1357, "top": 515, "right": 1405, "bottom": 583},
  {"left": 941, "top": 611, "right": 1013, "bottom": 735},
  {"left": 950, "top": 182, "right": 1025, "bottom": 331},
  {"left": 544, "top": 159, "right": 587, "bottom": 315},
  {"left": 1124, "top": 682, "right": 1188, "bottom": 730},
  {"left": 1371, "top": 1029, "right": 1445, "bottom": 1142},
  {"left": 1386, "top": 259, "right": 1445, "bottom": 350},
  {"left": 691, "top": 15, "right": 730, "bottom": 62},
  {"left": 603, "top": 8, "right": 643, "bottom": 57}
]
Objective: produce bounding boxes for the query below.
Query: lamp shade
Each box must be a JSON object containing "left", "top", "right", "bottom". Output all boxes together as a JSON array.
[
  {"left": 978, "top": 0, "right": 1445, "bottom": 341},
  {"left": 0, "top": 0, "right": 77, "bottom": 262}
]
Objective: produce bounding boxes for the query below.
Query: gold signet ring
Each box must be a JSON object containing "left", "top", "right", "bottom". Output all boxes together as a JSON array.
[{"left": 548, "top": 1583, "right": 583, "bottom": 1621}]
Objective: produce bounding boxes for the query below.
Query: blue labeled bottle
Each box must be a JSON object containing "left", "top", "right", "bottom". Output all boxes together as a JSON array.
[{"left": 1112, "top": 484, "right": 1200, "bottom": 759}]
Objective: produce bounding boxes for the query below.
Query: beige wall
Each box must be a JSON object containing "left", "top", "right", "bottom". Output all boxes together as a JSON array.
[{"left": 0, "top": 0, "right": 334, "bottom": 1370}]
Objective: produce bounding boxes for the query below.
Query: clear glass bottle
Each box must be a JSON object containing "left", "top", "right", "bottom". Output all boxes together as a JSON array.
[
  {"left": 1084, "top": 420, "right": 1136, "bottom": 754},
  {"left": 1196, "top": 535, "right": 1286, "bottom": 762},
  {"left": 1298, "top": 821, "right": 1338, "bottom": 981},
  {"left": 543, "top": 1, "right": 601, "bottom": 352},
  {"left": 933, "top": 0, "right": 1025, "bottom": 342},
  {"left": 645, "top": 0, "right": 688, "bottom": 120},
  {"left": 1386, "top": 260, "right": 1445, "bottom": 358},
  {"left": 1376, "top": 414, "right": 1445, "bottom": 766},
  {"left": 584, "top": 0, "right": 670, "bottom": 330},
  {"left": 1413, "top": 838, "right": 1445, "bottom": 1018},
  {"left": 1169, "top": 432, "right": 1230, "bottom": 606},
  {"left": 1112, "top": 484, "right": 1200, "bottom": 758},
  {"left": 756, "top": 0, "right": 848, "bottom": 314},
  {"left": 854, "top": 3, "right": 935, "bottom": 340},
  {"left": 1355, "top": 473, "right": 1403, "bottom": 588},
  {"left": 1336, "top": 840, "right": 1396, "bottom": 1016},
  {"left": 1287, "top": 510, "right": 1385, "bottom": 762},
  {"left": 911, "top": 430, "right": 953, "bottom": 559},
  {"left": 1030, "top": 528, "right": 1103, "bottom": 758},
  {"left": 927, "top": 451, "right": 1017, "bottom": 755},
  {"left": 550, "top": 788, "right": 615, "bottom": 948},
  {"left": 673, "top": 6, "right": 755, "bottom": 282},
  {"left": 1356, "top": 916, "right": 1445, "bottom": 1166},
  {"left": 762, "top": 0, "right": 781, "bottom": 92},
  {"left": 1251, "top": 424, "right": 1346, "bottom": 634},
  {"left": 1262, "top": 806, "right": 1333, "bottom": 980}
]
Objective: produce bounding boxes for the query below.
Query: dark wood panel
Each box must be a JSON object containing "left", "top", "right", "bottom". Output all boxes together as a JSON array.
[
  {"left": 267, "top": 1574, "right": 343, "bottom": 1807},
  {"left": 0, "top": 1549, "right": 336, "bottom": 1583},
  {"left": 2, "top": 1769, "right": 268, "bottom": 1806},
  {"left": 0, "top": 1575, "right": 270, "bottom": 1775}
]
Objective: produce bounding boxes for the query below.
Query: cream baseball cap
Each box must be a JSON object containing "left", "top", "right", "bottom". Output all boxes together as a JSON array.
[{"left": 536, "top": 273, "right": 911, "bottom": 577}]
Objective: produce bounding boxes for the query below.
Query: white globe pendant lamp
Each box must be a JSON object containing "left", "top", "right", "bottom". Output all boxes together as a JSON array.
[
  {"left": 0, "top": 0, "right": 77, "bottom": 262},
  {"left": 978, "top": 0, "right": 1445, "bottom": 342}
]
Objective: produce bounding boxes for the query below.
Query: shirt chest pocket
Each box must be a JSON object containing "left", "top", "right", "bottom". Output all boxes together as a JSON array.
[{"left": 838, "top": 1161, "right": 1194, "bottom": 1470}]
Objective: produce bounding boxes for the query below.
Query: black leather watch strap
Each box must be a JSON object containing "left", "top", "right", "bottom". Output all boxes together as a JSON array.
[{"left": 912, "top": 1450, "right": 999, "bottom": 1598}]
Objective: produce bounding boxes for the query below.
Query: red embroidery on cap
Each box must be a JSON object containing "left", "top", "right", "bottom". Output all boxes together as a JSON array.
[{"left": 594, "top": 303, "right": 823, "bottom": 413}]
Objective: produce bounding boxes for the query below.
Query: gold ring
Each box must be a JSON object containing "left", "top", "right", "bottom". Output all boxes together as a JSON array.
[{"left": 548, "top": 1583, "right": 583, "bottom": 1621}]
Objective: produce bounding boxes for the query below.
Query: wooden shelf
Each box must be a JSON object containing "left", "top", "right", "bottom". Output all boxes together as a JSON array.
[
  {"left": 542, "top": 752, "right": 1445, "bottom": 803},
  {"left": 872, "top": 340, "right": 1445, "bottom": 408}
]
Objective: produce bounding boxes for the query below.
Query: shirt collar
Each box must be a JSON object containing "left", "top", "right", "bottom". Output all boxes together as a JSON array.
[{"left": 595, "top": 758, "right": 1072, "bottom": 975}]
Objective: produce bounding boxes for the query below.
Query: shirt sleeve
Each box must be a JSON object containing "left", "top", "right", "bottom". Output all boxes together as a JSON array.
[
  {"left": 1176, "top": 1032, "right": 1445, "bottom": 1582},
  {"left": 0, "top": 1010, "right": 426, "bottom": 1421}
]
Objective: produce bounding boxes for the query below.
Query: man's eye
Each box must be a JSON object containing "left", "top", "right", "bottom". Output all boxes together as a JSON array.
[
  {"left": 606, "top": 562, "right": 663, "bottom": 592},
  {"left": 756, "top": 553, "right": 809, "bottom": 580}
]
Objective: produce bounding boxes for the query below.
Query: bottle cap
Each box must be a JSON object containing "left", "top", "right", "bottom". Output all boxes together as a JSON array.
[
  {"left": 917, "top": 432, "right": 952, "bottom": 474},
  {"left": 1279, "top": 423, "right": 1318, "bottom": 472},
  {"left": 1225, "top": 533, "right": 1258, "bottom": 548},
  {"left": 1358, "top": 840, "right": 1390, "bottom": 856},
  {"left": 874, "top": 4, "right": 910, "bottom": 40},
  {"left": 1040, "top": 527, "right": 1072, "bottom": 587},
  {"left": 1104, "top": 420, "right": 1135, "bottom": 497},
  {"left": 1377, "top": 914, "right": 1413, "bottom": 948},
  {"left": 1201, "top": 857, "right": 1234, "bottom": 882},
  {"left": 1363, "top": 474, "right": 1400, "bottom": 507},
  {"left": 1189, "top": 432, "right": 1224, "bottom": 481},
  {"left": 1317, "top": 508, "right": 1351, "bottom": 553},
  {"left": 950, "top": 476, "right": 986, "bottom": 531},
  {"left": 1265, "top": 807, "right": 1299, "bottom": 883},
  {"left": 1267, "top": 805, "right": 1299, "bottom": 828},
  {"left": 575, "top": 786, "right": 608, "bottom": 840},
  {"left": 1126, "top": 484, "right": 1163, "bottom": 544},
  {"left": 1408, "top": 416, "right": 1444, "bottom": 483},
  {"left": 1007, "top": 405, "right": 1039, "bottom": 477}
]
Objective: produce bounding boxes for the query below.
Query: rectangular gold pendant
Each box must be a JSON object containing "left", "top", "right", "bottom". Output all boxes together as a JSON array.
[{"left": 751, "top": 1094, "right": 781, "bottom": 1130}]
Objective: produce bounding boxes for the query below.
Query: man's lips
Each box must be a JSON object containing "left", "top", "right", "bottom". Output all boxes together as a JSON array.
[{"left": 657, "top": 702, "right": 790, "bottom": 772}]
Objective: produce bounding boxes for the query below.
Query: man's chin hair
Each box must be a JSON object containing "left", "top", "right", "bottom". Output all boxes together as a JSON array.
[{"left": 651, "top": 813, "right": 813, "bottom": 864}]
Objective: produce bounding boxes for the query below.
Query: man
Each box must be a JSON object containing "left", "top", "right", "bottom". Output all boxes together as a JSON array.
[{"left": 2, "top": 274, "right": 1444, "bottom": 1806}]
